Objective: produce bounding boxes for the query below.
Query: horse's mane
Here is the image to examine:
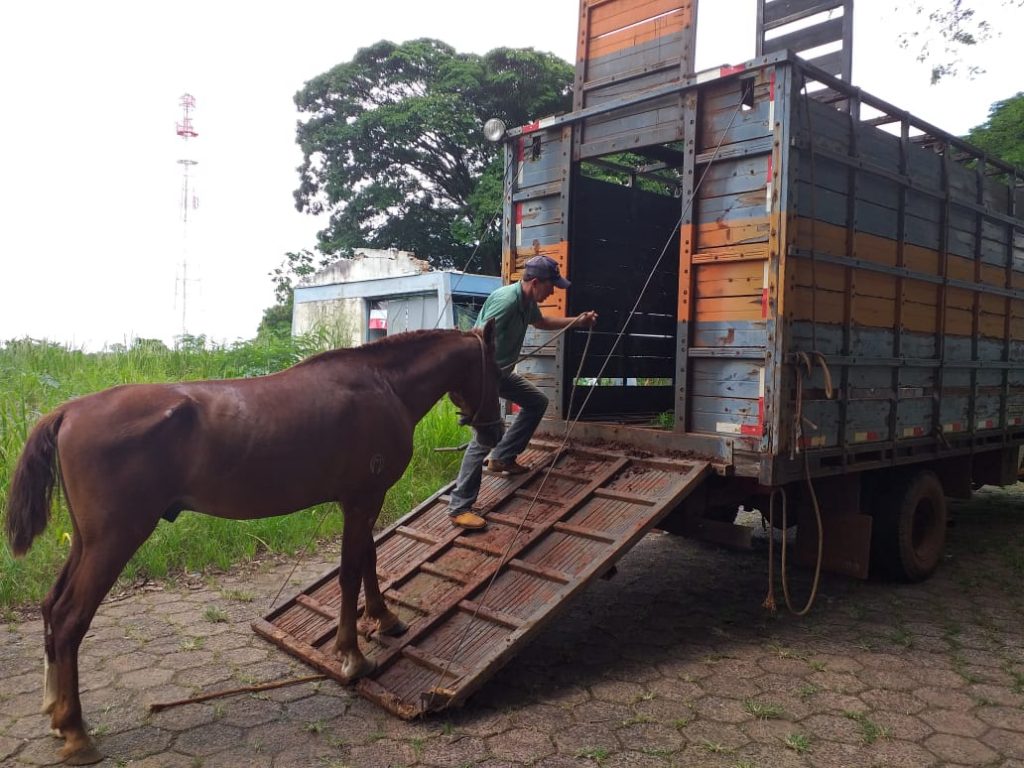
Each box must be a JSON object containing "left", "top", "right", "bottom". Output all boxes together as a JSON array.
[{"left": 295, "top": 328, "right": 471, "bottom": 367}]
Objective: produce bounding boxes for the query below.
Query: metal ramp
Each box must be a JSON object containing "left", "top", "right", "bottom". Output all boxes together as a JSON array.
[{"left": 254, "top": 439, "right": 711, "bottom": 719}]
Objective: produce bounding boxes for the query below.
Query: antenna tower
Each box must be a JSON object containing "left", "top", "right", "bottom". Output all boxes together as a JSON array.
[{"left": 175, "top": 93, "right": 200, "bottom": 338}]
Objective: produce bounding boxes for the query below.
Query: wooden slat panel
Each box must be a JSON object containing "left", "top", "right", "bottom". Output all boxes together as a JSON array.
[
  {"left": 763, "top": 0, "right": 844, "bottom": 27},
  {"left": 258, "top": 442, "right": 711, "bottom": 719},
  {"left": 586, "top": 14, "right": 686, "bottom": 59},
  {"left": 588, "top": 0, "right": 689, "bottom": 39},
  {"left": 762, "top": 16, "right": 844, "bottom": 54},
  {"left": 696, "top": 295, "right": 764, "bottom": 322}
]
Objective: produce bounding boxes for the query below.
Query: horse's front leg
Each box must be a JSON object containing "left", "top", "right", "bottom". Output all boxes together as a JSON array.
[{"left": 333, "top": 497, "right": 377, "bottom": 681}]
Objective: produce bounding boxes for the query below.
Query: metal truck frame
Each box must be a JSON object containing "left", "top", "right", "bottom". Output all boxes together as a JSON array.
[{"left": 503, "top": 43, "right": 1024, "bottom": 581}]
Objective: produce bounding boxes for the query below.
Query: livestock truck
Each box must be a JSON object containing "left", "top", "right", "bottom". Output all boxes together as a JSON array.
[
  {"left": 260, "top": 0, "right": 1024, "bottom": 718},
  {"left": 498, "top": 0, "right": 1024, "bottom": 582}
]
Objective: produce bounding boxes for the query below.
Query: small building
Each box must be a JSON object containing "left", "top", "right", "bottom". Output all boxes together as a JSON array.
[{"left": 292, "top": 248, "right": 500, "bottom": 347}]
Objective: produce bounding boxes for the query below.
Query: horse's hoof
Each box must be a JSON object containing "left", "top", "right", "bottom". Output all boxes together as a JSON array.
[
  {"left": 49, "top": 727, "right": 62, "bottom": 739},
  {"left": 378, "top": 616, "right": 408, "bottom": 637},
  {"left": 59, "top": 743, "right": 103, "bottom": 766},
  {"left": 341, "top": 655, "right": 376, "bottom": 683}
]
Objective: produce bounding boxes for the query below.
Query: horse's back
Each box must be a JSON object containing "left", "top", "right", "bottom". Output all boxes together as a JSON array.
[{"left": 53, "top": 372, "right": 403, "bottom": 519}]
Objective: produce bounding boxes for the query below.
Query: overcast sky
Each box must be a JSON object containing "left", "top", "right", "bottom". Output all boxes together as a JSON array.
[{"left": 0, "top": 1, "right": 1019, "bottom": 350}]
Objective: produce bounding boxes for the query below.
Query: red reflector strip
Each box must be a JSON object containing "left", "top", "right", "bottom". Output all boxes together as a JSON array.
[
  {"left": 516, "top": 138, "right": 525, "bottom": 162},
  {"left": 739, "top": 396, "right": 765, "bottom": 437},
  {"left": 514, "top": 203, "right": 523, "bottom": 225},
  {"left": 720, "top": 64, "right": 745, "bottom": 76},
  {"left": 521, "top": 120, "right": 540, "bottom": 134},
  {"left": 769, "top": 71, "right": 775, "bottom": 101}
]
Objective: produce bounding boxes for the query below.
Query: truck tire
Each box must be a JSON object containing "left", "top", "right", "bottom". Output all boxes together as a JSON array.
[{"left": 871, "top": 470, "right": 948, "bottom": 582}]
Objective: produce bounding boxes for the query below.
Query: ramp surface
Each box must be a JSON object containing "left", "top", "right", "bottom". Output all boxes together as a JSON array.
[{"left": 254, "top": 439, "right": 711, "bottom": 718}]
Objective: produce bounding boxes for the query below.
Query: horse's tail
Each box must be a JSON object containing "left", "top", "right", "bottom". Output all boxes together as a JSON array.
[{"left": 6, "top": 409, "right": 65, "bottom": 557}]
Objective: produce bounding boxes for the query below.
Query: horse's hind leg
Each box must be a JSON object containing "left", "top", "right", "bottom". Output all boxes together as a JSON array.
[
  {"left": 48, "top": 523, "right": 154, "bottom": 765},
  {"left": 41, "top": 540, "right": 81, "bottom": 718},
  {"left": 361, "top": 528, "right": 406, "bottom": 638}
]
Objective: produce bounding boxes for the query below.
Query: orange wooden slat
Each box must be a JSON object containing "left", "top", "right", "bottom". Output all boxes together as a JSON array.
[
  {"left": 695, "top": 295, "right": 764, "bottom": 322},
  {"left": 587, "top": 0, "right": 690, "bottom": 39},
  {"left": 585, "top": 13, "right": 686, "bottom": 60}
]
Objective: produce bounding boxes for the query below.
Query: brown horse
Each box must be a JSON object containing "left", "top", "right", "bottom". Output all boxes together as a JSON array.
[{"left": 5, "top": 323, "right": 502, "bottom": 765}]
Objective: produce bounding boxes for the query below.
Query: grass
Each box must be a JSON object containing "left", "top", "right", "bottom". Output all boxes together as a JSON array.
[
  {"left": 743, "top": 698, "right": 785, "bottom": 720},
  {"left": 203, "top": 605, "right": 228, "bottom": 623},
  {"left": 0, "top": 335, "right": 472, "bottom": 609},
  {"left": 844, "top": 711, "right": 891, "bottom": 744},
  {"left": 701, "top": 740, "right": 733, "bottom": 754},
  {"left": 179, "top": 636, "right": 205, "bottom": 651},
  {"left": 798, "top": 682, "right": 820, "bottom": 700},
  {"left": 304, "top": 719, "right": 326, "bottom": 734},
  {"left": 783, "top": 733, "right": 811, "bottom": 753}
]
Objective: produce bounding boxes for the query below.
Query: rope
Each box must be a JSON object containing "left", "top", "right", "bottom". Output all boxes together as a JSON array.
[
  {"left": 426, "top": 97, "right": 748, "bottom": 712},
  {"left": 505, "top": 314, "right": 588, "bottom": 372},
  {"left": 763, "top": 351, "right": 832, "bottom": 616},
  {"left": 432, "top": 150, "right": 515, "bottom": 331},
  {"left": 424, "top": 324, "right": 596, "bottom": 711},
  {"left": 149, "top": 674, "right": 326, "bottom": 712},
  {"left": 267, "top": 508, "right": 331, "bottom": 612}
]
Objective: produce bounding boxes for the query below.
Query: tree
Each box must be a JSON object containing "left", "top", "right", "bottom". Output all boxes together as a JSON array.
[
  {"left": 258, "top": 249, "right": 335, "bottom": 339},
  {"left": 965, "top": 93, "right": 1024, "bottom": 168},
  {"left": 257, "top": 301, "right": 293, "bottom": 339},
  {"left": 293, "top": 39, "right": 573, "bottom": 274},
  {"left": 899, "top": 0, "right": 1024, "bottom": 83}
]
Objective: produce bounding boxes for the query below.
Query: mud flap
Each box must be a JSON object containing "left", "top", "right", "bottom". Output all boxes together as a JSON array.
[{"left": 794, "top": 509, "right": 872, "bottom": 579}]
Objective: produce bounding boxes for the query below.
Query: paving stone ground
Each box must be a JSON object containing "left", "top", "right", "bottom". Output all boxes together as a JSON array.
[{"left": 2, "top": 484, "right": 1023, "bottom": 767}]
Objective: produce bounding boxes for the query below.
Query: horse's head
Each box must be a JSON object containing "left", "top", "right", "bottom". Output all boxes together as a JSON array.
[{"left": 452, "top": 318, "right": 503, "bottom": 448}]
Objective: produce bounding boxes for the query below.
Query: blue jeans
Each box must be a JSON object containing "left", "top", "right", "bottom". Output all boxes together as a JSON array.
[{"left": 447, "top": 371, "right": 549, "bottom": 515}]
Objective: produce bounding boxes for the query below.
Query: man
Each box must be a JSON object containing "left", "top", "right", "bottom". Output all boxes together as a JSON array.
[{"left": 448, "top": 255, "right": 598, "bottom": 529}]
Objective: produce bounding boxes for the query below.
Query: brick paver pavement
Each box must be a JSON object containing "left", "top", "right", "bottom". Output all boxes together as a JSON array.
[{"left": 2, "top": 484, "right": 1023, "bottom": 767}]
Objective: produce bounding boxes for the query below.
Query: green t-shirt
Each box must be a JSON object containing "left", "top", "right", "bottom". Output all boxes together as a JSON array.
[{"left": 475, "top": 282, "right": 542, "bottom": 370}]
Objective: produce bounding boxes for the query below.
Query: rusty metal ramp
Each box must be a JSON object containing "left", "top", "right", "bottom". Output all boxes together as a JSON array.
[{"left": 254, "top": 440, "right": 711, "bottom": 718}]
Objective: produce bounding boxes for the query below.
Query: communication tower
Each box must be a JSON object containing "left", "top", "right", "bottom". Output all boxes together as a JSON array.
[{"left": 174, "top": 93, "right": 200, "bottom": 337}]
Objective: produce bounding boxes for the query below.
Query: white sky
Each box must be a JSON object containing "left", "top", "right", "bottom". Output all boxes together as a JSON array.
[{"left": 0, "top": 1, "right": 1019, "bottom": 350}]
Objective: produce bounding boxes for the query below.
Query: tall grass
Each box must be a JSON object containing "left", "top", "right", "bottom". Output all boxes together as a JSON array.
[{"left": 0, "top": 335, "right": 470, "bottom": 610}]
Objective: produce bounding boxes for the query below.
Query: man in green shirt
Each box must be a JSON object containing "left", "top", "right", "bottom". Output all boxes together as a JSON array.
[{"left": 449, "top": 255, "right": 598, "bottom": 529}]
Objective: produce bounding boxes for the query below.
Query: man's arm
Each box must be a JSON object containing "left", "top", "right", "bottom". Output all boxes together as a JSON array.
[{"left": 532, "top": 311, "right": 598, "bottom": 331}]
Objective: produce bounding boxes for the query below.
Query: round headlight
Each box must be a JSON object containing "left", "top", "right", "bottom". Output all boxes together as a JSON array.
[{"left": 483, "top": 118, "right": 507, "bottom": 143}]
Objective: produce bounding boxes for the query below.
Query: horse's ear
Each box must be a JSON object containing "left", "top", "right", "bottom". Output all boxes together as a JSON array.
[{"left": 482, "top": 318, "right": 495, "bottom": 349}]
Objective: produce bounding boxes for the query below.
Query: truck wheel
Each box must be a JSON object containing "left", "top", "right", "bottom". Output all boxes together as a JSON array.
[{"left": 871, "top": 470, "right": 947, "bottom": 582}]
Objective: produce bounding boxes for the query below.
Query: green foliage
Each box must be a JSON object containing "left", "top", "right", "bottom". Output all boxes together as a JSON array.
[
  {"left": 0, "top": 337, "right": 471, "bottom": 609},
  {"left": 580, "top": 153, "right": 680, "bottom": 197},
  {"left": 270, "top": 249, "right": 336, "bottom": 306},
  {"left": 965, "top": 92, "right": 1024, "bottom": 168},
  {"left": 293, "top": 39, "right": 573, "bottom": 273},
  {"left": 257, "top": 298, "right": 293, "bottom": 339},
  {"left": 899, "top": 1, "right": 1024, "bottom": 83},
  {"left": 259, "top": 248, "right": 338, "bottom": 339}
]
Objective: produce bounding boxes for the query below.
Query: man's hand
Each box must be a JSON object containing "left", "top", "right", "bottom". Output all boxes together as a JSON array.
[{"left": 576, "top": 311, "right": 598, "bottom": 328}]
